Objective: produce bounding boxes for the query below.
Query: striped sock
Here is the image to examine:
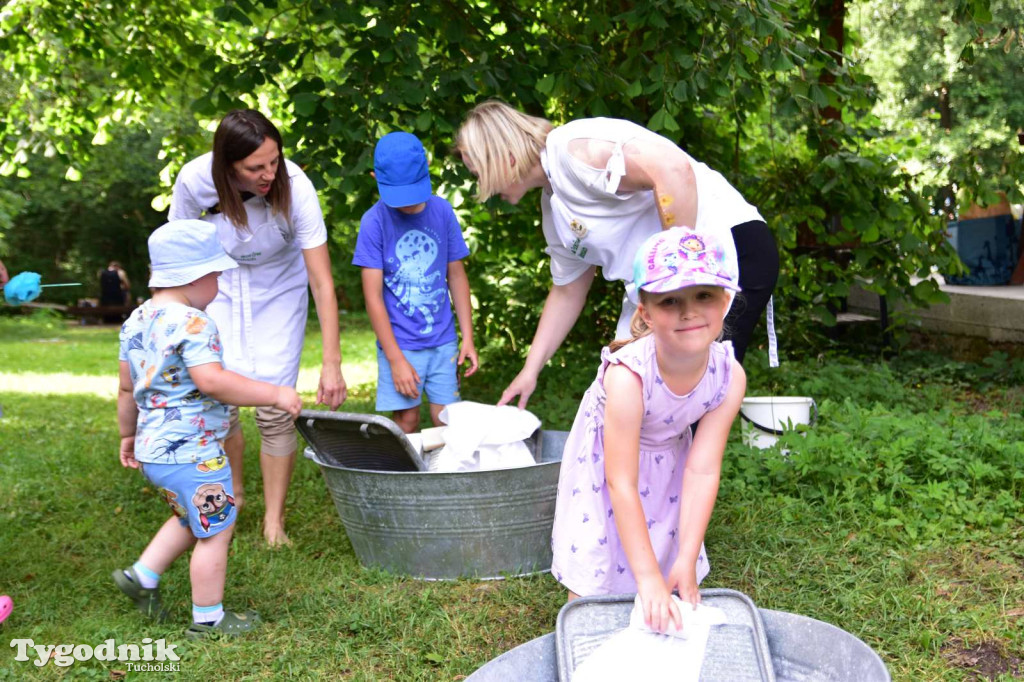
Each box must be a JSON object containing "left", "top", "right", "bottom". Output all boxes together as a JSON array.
[{"left": 193, "top": 602, "right": 224, "bottom": 626}]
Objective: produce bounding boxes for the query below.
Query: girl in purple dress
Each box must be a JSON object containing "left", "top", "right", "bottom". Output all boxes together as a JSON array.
[{"left": 550, "top": 225, "right": 747, "bottom": 634}]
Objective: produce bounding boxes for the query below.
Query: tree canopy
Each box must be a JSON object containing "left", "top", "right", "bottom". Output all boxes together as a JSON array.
[{"left": 1, "top": 0, "right": 1016, "bottom": 354}]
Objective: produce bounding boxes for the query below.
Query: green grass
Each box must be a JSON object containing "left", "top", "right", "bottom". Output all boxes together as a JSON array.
[{"left": 1, "top": 315, "right": 1022, "bottom": 680}]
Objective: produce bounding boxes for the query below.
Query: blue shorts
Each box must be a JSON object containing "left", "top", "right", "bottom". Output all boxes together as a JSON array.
[
  {"left": 139, "top": 452, "right": 237, "bottom": 539},
  {"left": 376, "top": 340, "right": 460, "bottom": 411}
]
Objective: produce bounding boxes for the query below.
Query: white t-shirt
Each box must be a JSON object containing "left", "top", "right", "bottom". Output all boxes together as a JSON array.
[{"left": 540, "top": 118, "right": 763, "bottom": 288}]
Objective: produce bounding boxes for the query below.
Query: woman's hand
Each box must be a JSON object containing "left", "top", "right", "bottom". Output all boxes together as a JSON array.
[
  {"left": 317, "top": 362, "right": 347, "bottom": 409},
  {"left": 119, "top": 436, "right": 139, "bottom": 469},
  {"left": 637, "top": 572, "right": 682, "bottom": 634},
  {"left": 497, "top": 368, "right": 538, "bottom": 409},
  {"left": 667, "top": 557, "right": 701, "bottom": 608}
]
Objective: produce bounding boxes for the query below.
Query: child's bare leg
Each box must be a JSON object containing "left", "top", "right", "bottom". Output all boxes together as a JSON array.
[
  {"left": 429, "top": 403, "right": 446, "bottom": 428},
  {"left": 190, "top": 523, "right": 234, "bottom": 607},
  {"left": 224, "top": 429, "right": 245, "bottom": 511},
  {"left": 138, "top": 516, "right": 198, "bottom": 573},
  {"left": 567, "top": 590, "right": 581, "bottom": 603},
  {"left": 392, "top": 406, "right": 420, "bottom": 434}
]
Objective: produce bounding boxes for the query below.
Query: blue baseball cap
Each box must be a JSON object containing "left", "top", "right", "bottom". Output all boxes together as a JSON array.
[
  {"left": 373, "top": 131, "right": 432, "bottom": 208},
  {"left": 148, "top": 220, "right": 238, "bottom": 288}
]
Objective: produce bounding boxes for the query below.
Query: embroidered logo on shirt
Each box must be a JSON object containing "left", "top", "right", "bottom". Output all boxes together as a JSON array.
[
  {"left": 569, "top": 219, "right": 588, "bottom": 239},
  {"left": 569, "top": 238, "right": 588, "bottom": 260}
]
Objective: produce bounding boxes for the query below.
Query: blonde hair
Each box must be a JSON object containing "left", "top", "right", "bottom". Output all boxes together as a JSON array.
[
  {"left": 608, "top": 289, "right": 734, "bottom": 353},
  {"left": 608, "top": 292, "right": 656, "bottom": 353},
  {"left": 455, "top": 101, "right": 553, "bottom": 201}
]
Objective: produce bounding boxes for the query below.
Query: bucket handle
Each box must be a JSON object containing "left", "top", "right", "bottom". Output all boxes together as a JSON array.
[{"left": 739, "top": 398, "right": 817, "bottom": 436}]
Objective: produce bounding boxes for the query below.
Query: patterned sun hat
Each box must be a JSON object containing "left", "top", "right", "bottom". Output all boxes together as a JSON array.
[{"left": 632, "top": 225, "right": 741, "bottom": 294}]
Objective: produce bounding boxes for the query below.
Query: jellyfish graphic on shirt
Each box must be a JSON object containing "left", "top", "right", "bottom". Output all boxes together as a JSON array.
[{"left": 385, "top": 230, "right": 447, "bottom": 334}]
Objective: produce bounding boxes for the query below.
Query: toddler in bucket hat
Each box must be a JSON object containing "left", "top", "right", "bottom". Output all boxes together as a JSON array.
[
  {"left": 373, "top": 131, "right": 432, "bottom": 208},
  {"left": 114, "top": 218, "right": 300, "bottom": 639},
  {"left": 148, "top": 219, "right": 238, "bottom": 288},
  {"left": 633, "top": 225, "right": 741, "bottom": 312}
]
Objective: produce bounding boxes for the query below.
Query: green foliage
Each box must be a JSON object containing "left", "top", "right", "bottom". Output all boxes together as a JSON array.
[
  {"left": 1, "top": 0, "right": 1000, "bottom": 355},
  {"left": 734, "top": 352, "right": 1024, "bottom": 546},
  {"left": 859, "top": 0, "right": 1024, "bottom": 213}
]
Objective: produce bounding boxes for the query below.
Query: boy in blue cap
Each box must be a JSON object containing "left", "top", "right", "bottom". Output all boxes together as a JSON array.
[
  {"left": 353, "top": 131, "right": 478, "bottom": 433},
  {"left": 115, "top": 219, "right": 302, "bottom": 638}
]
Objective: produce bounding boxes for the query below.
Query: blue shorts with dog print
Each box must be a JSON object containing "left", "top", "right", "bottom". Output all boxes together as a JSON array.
[{"left": 139, "top": 452, "right": 237, "bottom": 539}]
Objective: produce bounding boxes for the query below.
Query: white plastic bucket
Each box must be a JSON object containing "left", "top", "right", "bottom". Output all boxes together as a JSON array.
[{"left": 740, "top": 397, "right": 817, "bottom": 449}]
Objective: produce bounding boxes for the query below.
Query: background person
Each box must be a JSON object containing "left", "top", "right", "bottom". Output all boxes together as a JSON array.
[
  {"left": 99, "top": 261, "right": 131, "bottom": 323},
  {"left": 169, "top": 109, "right": 347, "bottom": 546},
  {"left": 550, "top": 226, "right": 745, "bottom": 632},
  {"left": 353, "top": 131, "right": 478, "bottom": 434},
  {"left": 455, "top": 101, "right": 778, "bottom": 408}
]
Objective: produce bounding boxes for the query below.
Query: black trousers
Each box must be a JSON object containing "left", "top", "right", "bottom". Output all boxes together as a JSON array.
[{"left": 724, "top": 220, "right": 779, "bottom": 364}]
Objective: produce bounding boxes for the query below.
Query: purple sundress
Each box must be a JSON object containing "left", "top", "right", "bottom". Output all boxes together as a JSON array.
[{"left": 550, "top": 334, "right": 734, "bottom": 596}]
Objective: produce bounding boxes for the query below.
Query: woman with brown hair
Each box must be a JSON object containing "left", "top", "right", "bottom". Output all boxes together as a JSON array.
[{"left": 169, "top": 109, "right": 347, "bottom": 546}]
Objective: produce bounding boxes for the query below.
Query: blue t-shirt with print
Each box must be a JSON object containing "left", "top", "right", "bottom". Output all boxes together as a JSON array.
[
  {"left": 352, "top": 195, "right": 470, "bottom": 350},
  {"left": 119, "top": 301, "right": 230, "bottom": 464}
]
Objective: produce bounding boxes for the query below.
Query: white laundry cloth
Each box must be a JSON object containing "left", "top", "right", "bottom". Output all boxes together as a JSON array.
[
  {"left": 573, "top": 595, "right": 727, "bottom": 682},
  {"left": 429, "top": 401, "right": 541, "bottom": 472}
]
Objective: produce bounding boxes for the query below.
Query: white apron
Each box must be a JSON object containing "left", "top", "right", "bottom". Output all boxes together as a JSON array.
[{"left": 204, "top": 198, "right": 309, "bottom": 387}]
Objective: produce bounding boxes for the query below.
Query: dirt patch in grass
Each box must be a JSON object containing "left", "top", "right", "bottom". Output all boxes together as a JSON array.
[{"left": 942, "top": 637, "right": 1024, "bottom": 680}]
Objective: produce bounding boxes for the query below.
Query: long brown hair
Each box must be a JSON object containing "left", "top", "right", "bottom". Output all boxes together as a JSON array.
[{"left": 211, "top": 109, "right": 292, "bottom": 230}]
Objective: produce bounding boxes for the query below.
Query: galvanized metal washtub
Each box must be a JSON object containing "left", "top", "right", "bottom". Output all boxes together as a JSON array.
[
  {"left": 301, "top": 415, "right": 569, "bottom": 581},
  {"left": 466, "top": 608, "right": 890, "bottom": 682}
]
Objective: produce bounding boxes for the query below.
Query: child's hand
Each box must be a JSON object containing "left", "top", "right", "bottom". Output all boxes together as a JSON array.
[
  {"left": 119, "top": 436, "right": 139, "bottom": 469},
  {"left": 274, "top": 386, "right": 302, "bottom": 418},
  {"left": 459, "top": 340, "right": 479, "bottom": 377},
  {"left": 636, "top": 573, "right": 682, "bottom": 634},
  {"left": 667, "top": 558, "right": 701, "bottom": 608},
  {"left": 391, "top": 356, "right": 421, "bottom": 398}
]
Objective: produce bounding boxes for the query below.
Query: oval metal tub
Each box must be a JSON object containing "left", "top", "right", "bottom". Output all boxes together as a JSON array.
[
  {"left": 466, "top": 609, "right": 890, "bottom": 682},
  {"left": 303, "top": 429, "right": 569, "bottom": 580}
]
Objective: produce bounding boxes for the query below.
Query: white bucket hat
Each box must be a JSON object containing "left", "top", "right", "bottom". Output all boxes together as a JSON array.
[{"left": 148, "top": 219, "right": 238, "bottom": 287}]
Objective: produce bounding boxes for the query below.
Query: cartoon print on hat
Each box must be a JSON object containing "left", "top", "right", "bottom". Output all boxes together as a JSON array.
[{"left": 632, "top": 225, "right": 740, "bottom": 295}]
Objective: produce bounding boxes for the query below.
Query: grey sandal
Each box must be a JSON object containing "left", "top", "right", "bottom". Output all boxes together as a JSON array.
[
  {"left": 185, "top": 609, "right": 261, "bottom": 640},
  {"left": 112, "top": 567, "right": 169, "bottom": 622}
]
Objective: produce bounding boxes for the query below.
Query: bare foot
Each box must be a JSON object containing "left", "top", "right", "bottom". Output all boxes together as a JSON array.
[{"left": 263, "top": 523, "right": 291, "bottom": 547}]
